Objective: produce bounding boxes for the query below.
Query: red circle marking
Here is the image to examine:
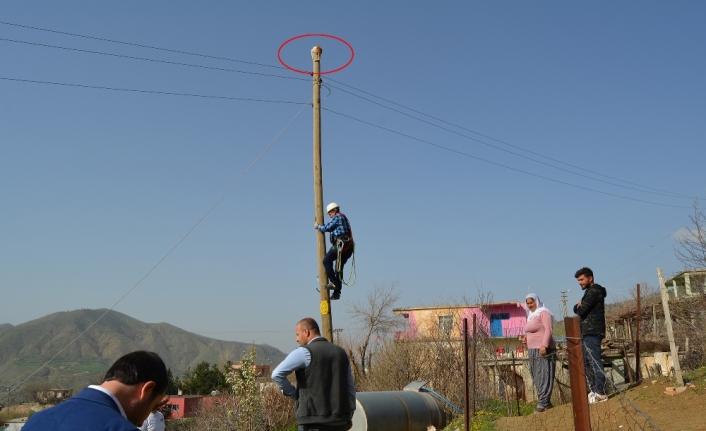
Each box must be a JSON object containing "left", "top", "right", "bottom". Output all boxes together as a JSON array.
[{"left": 278, "top": 34, "right": 354, "bottom": 75}]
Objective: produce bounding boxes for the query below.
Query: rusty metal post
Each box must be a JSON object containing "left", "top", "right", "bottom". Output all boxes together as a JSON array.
[
  {"left": 472, "top": 314, "right": 477, "bottom": 417},
  {"left": 635, "top": 284, "right": 641, "bottom": 381},
  {"left": 565, "top": 316, "right": 591, "bottom": 431},
  {"left": 463, "top": 318, "right": 469, "bottom": 431},
  {"left": 511, "top": 352, "right": 521, "bottom": 416}
]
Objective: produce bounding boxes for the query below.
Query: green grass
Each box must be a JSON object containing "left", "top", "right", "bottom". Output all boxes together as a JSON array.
[
  {"left": 443, "top": 412, "right": 497, "bottom": 431},
  {"left": 443, "top": 399, "right": 539, "bottom": 431}
]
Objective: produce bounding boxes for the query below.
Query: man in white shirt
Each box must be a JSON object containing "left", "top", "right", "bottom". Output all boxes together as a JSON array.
[
  {"left": 141, "top": 407, "right": 166, "bottom": 431},
  {"left": 272, "top": 318, "right": 355, "bottom": 431}
]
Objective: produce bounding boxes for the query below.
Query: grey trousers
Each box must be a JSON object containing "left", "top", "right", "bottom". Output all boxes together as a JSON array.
[{"left": 528, "top": 348, "right": 556, "bottom": 408}]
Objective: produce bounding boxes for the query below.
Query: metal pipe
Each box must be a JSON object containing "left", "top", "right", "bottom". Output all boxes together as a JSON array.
[{"left": 351, "top": 390, "right": 446, "bottom": 431}]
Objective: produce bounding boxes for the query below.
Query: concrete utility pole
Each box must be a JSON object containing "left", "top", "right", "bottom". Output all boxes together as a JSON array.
[
  {"left": 657, "top": 267, "right": 683, "bottom": 386},
  {"left": 312, "top": 46, "right": 333, "bottom": 342},
  {"left": 561, "top": 291, "right": 569, "bottom": 318}
]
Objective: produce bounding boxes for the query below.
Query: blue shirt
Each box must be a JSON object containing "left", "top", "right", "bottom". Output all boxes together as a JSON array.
[
  {"left": 317, "top": 213, "right": 352, "bottom": 243},
  {"left": 272, "top": 337, "right": 356, "bottom": 415}
]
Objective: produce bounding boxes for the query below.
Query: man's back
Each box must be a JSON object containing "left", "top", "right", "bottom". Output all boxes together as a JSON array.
[
  {"left": 295, "top": 338, "right": 352, "bottom": 426},
  {"left": 23, "top": 387, "right": 137, "bottom": 431}
]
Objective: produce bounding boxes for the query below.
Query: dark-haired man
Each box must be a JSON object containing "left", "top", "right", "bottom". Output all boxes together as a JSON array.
[
  {"left": 573, "top": 267, "right": 608, "bottom": 403},
  {"left": 272, "top": 317, "right": 356, "bottom": 431},
  {"left": 24, "top": 350, "right": 168, "bottom": 430}
]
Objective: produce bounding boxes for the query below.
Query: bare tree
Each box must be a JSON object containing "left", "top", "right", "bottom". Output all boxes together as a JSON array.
[
  {"left": 344, "top": 281, "right": 405, "bottom": 380},
  {"left": 676, "top": 202, "right": 706, "bottom": 269}
]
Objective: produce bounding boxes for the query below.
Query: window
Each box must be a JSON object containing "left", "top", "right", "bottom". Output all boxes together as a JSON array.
[
  {"left": 164, "top": 404, "right": 180, "bottom": 412},
  {"left": 490, "top": 313, "right": 510, "bottom": 320},
  {"left": 438, "top": 315, "right": 453, "bottom": 334}
]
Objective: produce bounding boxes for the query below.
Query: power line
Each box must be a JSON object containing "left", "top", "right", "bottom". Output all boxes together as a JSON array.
[
  {"left": 3, "top": 20, "right": 695, "bottom": 202},
  {"left": 607, "top": 243, "right": 676, "bottom": 288},
  {"left": 0, "top": 76, "right": 307, "bottom": 104},
  {"left": 5, "top": 21, "right": 695, "bottom": 207},
  {"left": 2, "top": 100, "right": 311, "bottom": 402},
  {"left": 0, "top": 37, "right": 306, "bottom": 82},
  {"left": 0, "top": 20, "right": 285, "bottom": 71},
  {"left": 601, "top": 228, "right": 680, "bottom": 279},
  {"left": 326, "top": 77, "right": 698, "bottom": 200},
  {"left": 3, "top": 19, "right": 697, "bottom": 202},
  {"left": 323, "top": 107, "right": 690, "bottom": 209},
  {"left": 325, "top": 81, "right": 697, "bottom": 201}
]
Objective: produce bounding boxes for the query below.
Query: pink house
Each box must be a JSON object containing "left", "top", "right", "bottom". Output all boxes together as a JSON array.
[{"left": 393, "top": 302, "right": 527, "bottom": 341}]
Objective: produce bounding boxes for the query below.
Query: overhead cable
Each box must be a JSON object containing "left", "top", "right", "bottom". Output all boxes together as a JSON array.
[
  {"left": 2, "top": 100, "right": 311, "bottom": 401},
  {"left": 323, "top": 107, "right": 690, "bottom": 209},
  {"left": 2, "top": 20, "right": 696, "bottom": 201},
  {"left": 608, "top": 244, "right": 676, "bottom": 289},
  {"left": 325, "top": 82, "right": 696, "bottom": 200},
  {"left": 0, "top": 76, "right": 307, "bottom": 104},
  {"left": 0, "top": 37, "right": 306, "bottom": 81},
  {"left": 601, "top": 229, "right": 681, "bottom": 279},
  {"left": 0, "top": 20, "right": 284, "bottom": 70},
  {"left": 327, "top": 77, "right": 698, "bottom": 200}
]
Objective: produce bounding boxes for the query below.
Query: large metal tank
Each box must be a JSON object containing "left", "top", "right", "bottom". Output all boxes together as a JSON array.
[{"left": 351, "top": 384, "right": 447, "bottom": 431}]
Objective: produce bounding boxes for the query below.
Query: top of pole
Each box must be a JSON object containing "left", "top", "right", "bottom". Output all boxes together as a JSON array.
[{"left": 311, "top": 46, "right": 323, "bottom": 61}]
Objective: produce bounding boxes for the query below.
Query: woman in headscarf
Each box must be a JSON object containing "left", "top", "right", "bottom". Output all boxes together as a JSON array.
[{"left": 521, "top": 293, "right": 556, "bottom": 413}]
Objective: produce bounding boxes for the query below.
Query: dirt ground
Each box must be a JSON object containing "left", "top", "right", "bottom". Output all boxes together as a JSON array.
[{"left": 494, "top": 372, "right": 706, "bottom": 431}]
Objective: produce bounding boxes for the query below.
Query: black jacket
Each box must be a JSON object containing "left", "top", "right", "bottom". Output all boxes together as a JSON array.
[{"left": 573, "top": 283, "right": 607, "bottom": 337}]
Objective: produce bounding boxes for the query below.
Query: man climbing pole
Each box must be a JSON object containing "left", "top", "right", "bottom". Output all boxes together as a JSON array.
[{"left": 315, "top": 202, "right": 354, "bottom": 301}]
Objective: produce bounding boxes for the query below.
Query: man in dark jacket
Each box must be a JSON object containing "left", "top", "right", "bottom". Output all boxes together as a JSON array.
[
  {"left": 272, "top": 317, "right": 356, "bottom": 431},
  {"left": 23, "top": 351, "right": 168, "bottom": 430},
  {"left": 573, "top": 267, "right": 608, "bottom": 403}
]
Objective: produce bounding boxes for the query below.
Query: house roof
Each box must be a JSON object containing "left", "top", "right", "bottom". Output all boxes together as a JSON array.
[{"left": 393, "top": 301, "right": 524, "bottom": 314}]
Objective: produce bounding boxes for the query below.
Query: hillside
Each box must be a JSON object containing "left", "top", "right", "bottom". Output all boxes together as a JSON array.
[{"left": 0, "top": 309, "right": 287, "bottom": 390}]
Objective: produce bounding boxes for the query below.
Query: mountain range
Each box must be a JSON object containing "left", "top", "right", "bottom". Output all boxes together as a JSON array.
[{"left": 0, "top": 309, "right": 287, "bottom": 391}]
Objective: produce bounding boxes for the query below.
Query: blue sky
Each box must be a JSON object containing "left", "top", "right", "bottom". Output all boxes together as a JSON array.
[{"left": 1, "top": 2, "right": 704, "bottom": 354}]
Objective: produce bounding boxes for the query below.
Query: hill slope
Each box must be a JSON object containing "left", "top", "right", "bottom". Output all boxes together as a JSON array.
[{"left": 0, "top": 309, "right": 287, "bottom": 390}]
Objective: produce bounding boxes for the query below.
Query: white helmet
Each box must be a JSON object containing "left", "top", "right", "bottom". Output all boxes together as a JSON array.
[{"left": 326, "top": 202, "right": 339, "bottom": 213}]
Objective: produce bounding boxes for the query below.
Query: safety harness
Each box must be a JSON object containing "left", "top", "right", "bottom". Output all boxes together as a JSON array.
[{"left": 332, "top": 212, "right": 355, "bottom": 286}]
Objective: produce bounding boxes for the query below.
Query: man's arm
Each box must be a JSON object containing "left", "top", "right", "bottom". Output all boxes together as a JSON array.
[
  {"left": 271, "top": 347, "right": 310, "bottom": 398},
  {"left": 574, "top": 288, "right": 599, "bottom": 318},
  {"left": 317, "top": 216, "right": 340, "bottom": 233}
]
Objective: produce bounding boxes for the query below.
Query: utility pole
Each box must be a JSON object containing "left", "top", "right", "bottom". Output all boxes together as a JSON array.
[
  {"left": 657, "top": 268, "right": 683, "bottom": 386},
  {"left": 312, "top": 46, "right": 333, "bottom": 342},
  {"left": 561, "top": 291, "right": 569, "bottom": 318},
  {"left": 333, "top": 328, "right": 343, "bottom": 344}
]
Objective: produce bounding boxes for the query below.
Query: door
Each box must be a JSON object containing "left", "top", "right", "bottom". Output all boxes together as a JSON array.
[{"left": 490, "top": 318, "right": 503, "bottom": 337}]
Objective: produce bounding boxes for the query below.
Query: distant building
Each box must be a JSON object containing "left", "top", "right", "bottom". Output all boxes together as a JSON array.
[
  {"left": 393, "top": 302, "right": 528, "bottom": 356},
  {"left": 163, "top": 395, "right": 203, "bottom": 420},
  {"left": 392, "top": 301, "right": 571, "bottom": 403},
  {"left": 663, "top": 269, "right": 706, "bottom": 298}
]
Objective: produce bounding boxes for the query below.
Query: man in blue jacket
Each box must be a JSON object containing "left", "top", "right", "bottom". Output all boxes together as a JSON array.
[
  {"left": 573, "top": 267, "right": 608, "bottom": 404},
  {"left": 23, "top": 350, "right": 168, "bottom": 431}
]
